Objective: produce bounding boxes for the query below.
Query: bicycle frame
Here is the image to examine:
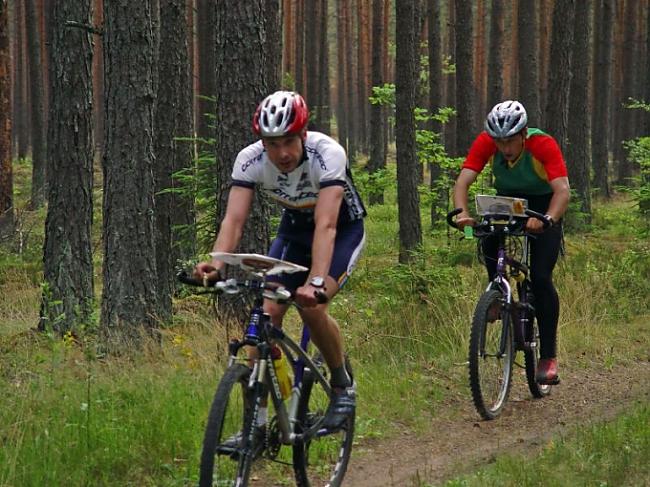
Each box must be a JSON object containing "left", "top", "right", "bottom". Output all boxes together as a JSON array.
[
  {"left": 226, "top": 295, "right": 332, "bottom": 446},
  {"left": 486, "top": 231, "right": 536, "bottom": 354}
]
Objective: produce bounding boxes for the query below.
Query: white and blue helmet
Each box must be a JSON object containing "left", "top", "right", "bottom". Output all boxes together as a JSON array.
[{"left": 485, "top": 100, "right": 528, "bottom": 138}]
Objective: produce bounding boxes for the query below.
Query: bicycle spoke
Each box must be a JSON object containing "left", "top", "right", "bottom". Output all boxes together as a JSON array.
[{"left": 469, "top": 290, "right": 513, "bottom": 420}]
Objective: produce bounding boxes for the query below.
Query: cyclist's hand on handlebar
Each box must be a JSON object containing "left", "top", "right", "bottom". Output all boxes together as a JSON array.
[
  {"left": 525, "top": 217, "right": 545, "bottom": 234},
  {"left": 192, "top": 262, "right": 223, "bottom": 286},
  {"left": 455, "top": 212, "right": 476, "bottom": 230},
  {"left": 295, "top": 284, "right": 326, "bottom": 308}
]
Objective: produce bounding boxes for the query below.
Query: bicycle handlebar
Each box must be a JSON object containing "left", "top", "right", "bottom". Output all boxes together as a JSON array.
[
  {"left": 176, "top": 270, "right": 328, "bottom": 304},
  {"left": 446, "top": 207, "right": 552, "bottom": 235}
]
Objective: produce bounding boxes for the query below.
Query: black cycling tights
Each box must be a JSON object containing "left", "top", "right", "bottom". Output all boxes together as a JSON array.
[{"left": 482, "top": 224, "right": 563, "bottom": 359}]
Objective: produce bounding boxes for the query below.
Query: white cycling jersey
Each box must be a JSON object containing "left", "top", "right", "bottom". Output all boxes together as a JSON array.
[{"left": 231, "top": 131, "right": 366, "bottom": 227}]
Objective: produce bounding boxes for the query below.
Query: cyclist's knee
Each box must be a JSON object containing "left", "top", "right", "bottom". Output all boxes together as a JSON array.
[
  {"left": 299, "top": 306, "right": 331, "bottom": 328},
  {"left": 263, "top": 300, "right": 288, "bottom": 326}
]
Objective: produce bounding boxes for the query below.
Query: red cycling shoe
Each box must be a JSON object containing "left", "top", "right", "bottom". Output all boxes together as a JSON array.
[{"left": 536, "top": 358, "right": 560, "bottom": 385}]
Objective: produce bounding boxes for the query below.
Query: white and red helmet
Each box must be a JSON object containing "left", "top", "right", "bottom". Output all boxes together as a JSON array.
[{"left": 252, "top": 91, "right": 309, "bottom": 137}]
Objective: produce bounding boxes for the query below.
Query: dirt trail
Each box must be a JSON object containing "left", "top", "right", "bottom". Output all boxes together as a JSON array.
[{"left": 344, "top": 360, "right": 649, "bottom": 486}]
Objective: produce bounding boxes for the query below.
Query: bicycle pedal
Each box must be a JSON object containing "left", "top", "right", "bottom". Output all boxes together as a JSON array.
[
  {"left": 215, "top": 444, "right": 240, "bottom": 459},
  {"left": 538, "top": 376, "right": 560, "bottom": 386}
]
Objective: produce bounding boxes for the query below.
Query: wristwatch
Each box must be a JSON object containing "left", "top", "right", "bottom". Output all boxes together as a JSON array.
[
  {"left": 544, "top": 214, "right": 556, "bottom": 226},
  {"left": 309, "top": 276, "right": 326, "bottom": 288}
]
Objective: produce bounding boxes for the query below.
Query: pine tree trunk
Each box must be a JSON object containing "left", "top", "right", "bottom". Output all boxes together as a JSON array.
[
  {"left": 318, "top": 0, "right": 331, "bottom": 134},
  {"left": 544, "top": 0, "right": 575, "bottom": 151},
  {"left": 100, "top": 0, "right": 160, "bottom": 351},
  {"left": 196, "top": 0, "right": 215, "bottom": 147},
  {"left": 92, "top": 0, "right": 105, "bottom": 158},
  {"left": 443, "top": 0, "right": 456, "bottom": 156},
  {"left": 154, "top": 0, "right": 195, "bottom": 321},
  {"left": 395, "top": 0, "right": 422, "bottom": 263},
  {"left": 615, "top": 0, "right": 638, "bottom": 184},
  {"left": 357, "top": 0, "right": 370, "bottom": 153},
  {"left": 368, "top": 0, "right": 386, "bottom": 205},
  {"left": 454, "top": 0, "right": 475, "bottom": 155},
  {"left": 282, "top": 0, "right": 294, "bottom": 78},
  {"left": 294, "top": 0, "right": 304, "bottom": 94},
  {"left": 42, "top": 0, "right": 94, "bottom": 333},
  {"left": 336, "top": 0, "right": 349, "bottom": 149},
  {"left": 25, "top": 0, "right": 46, "bottom": 208},
  {"left": 13, "top": 0, "right": 30, "bottom": 160},
  {"left": 591, "top": 0, "right": 613, "bottom": 198},
  {"left": 428, "top": 0, "right": 445, "bottom": 226},
  {"left": 0, "top": 0, "right": 13, "bottom": 238},
  {"left": 566, "top": 0, "right": 591, "bottom": 221},
  {"left": 305, "top": 0, "right": 321, "bottom": 126},
  {"left": 487, "top": 0, "right": 505, "bottom": 107},
  {"left": 517, "top": 0, "right": 541, "bottom": 125},
  {"left": 264, "top": 0, "right": 281, "bottom": 91},
  {"left": 214, "top": 1, "right": 271, "bottom": 321}
]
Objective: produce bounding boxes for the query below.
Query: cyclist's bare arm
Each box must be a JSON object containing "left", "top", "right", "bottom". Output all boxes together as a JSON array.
[
  {"left": 296, "top": 185, "right": 344, "bottom": 307},
  {"left": 546, "top": 176, "right": 570, "bottom": 221},
  {"left": 453, "top": 168, "right": 480, "bottom": 228},
  {"left": 194, "top": 186, "right": 254, "bottom": 280},
  {"left": 525, "top": 176, "right": 570, "bottom": 232}
]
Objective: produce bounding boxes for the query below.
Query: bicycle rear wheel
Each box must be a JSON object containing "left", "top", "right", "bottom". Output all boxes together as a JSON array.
[
  {"left": 469, "top": 289, "right": 514, "bottom": 420},
  {"left": 199, "top": 363, "right": 262, "bottom": 487},
  {"left": 524, "top": 315, "right": 552, "bottom": 398},
  {"left": 292, "top": 356, "right": 354, "bottom": 487}
]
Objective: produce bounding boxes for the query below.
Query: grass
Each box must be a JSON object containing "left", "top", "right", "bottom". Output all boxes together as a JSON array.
[
  {"left": 440, "top": 403, "right": 650, "bottom": 487},
  {"left": 1, "top": 161, "right": 649, "bottom": 485}
]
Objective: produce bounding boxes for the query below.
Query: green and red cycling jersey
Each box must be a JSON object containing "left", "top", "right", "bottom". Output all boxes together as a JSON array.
[{"left": 462, "top": 128, "right": 568, "bottom": 197}]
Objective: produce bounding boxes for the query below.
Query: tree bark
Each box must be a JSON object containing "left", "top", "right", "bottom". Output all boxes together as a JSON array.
[
  {"left": 368, "top": 0, "right": 386, "bottom": 205},
  {"left": 357, "top": 0, "right": 371, "bottom": 153},
  {"left": 196, "top": 0, "right": 216, "bottom": 147},
  {"left": 454, "top": 0, "right": 474, "bottom": 155},
  {"left": 487, "top": 0, "right": 505, "bottom": 107},
  {"left": 305, "top": 0, "right": 321, "bottom": 127},
  {"left": 591, "top": 0, "right": 613, "bottom": 198},
  {"left": 264, "top": 0, "right": 281, "bottom": 91},
  {"left": 566, "top": 0, "right": 591, "bottom": 220},
  {"left": 443, "top": 0, "right": 456, "bottom": 156},
  {"left": 13, "top": 0, "right": 30, "bottom": 160},
  {"left": 615, "top": 0, "right": 638, "bottom": 184},
  {"left": 25, "top": 0, "right": 46, "bottom": 208},
  {"left": 0, "top": 0, "right": 13, "bottom": 238},
  {"left": 92, "top": 0, "right": 104, "bottom": 157},
  {"left": 318, "top": 0, "right": 331, "bottom": 134},
  {"left": 153, "top": 0, "right": 195, "bottom": 321},
  {"left": 517, "top": 0, "right": 541, "bottom": 125},
  {"left": 41, "top": 0, "right": 94, "bottom": 333},
  {"left": 214, "top": 2, "right": 270, "bottom": 308},
  {"left": 100, "top": 0, "right": 160, "bottom": 350},
  {"left": 395, "top": 0, "right": 422, "bottom": 263},
  {"left": 336, "top": 0, "right": 349, "bottom": 150},
  {"left": 294, "top": 0, "right": 304, "bottom": 94},
  {"left": 544, "top": 0, "right": 575, "bottom": 152},
  {"left": 428, "top": 0, "right": 445, "bottom": 226}
]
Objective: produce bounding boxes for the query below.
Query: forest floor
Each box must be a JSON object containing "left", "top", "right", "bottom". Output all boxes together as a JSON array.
[{"left": 344, "top": 357, "right": 649, "bottom": 486}]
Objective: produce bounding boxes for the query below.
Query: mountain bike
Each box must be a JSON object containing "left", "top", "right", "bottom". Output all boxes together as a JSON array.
[
  {"left": 447, "top": 195, "right": 554, "bottom": 420},
  {"left": 178, "top": 252, "right": 354, "bottom": 487}
]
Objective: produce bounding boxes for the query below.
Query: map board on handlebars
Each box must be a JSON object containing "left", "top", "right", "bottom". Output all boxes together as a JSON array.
[
  {"left": 209, "top": 252, "right": 309, "bottom": 275},
  {"left": 475, "top": 195, "right": 528, "bottom": 217}
]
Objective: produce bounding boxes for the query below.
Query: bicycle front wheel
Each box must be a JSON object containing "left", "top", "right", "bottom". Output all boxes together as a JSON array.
[
  {"left": 469, "top": 289, "right": 514, "bottom": 420},
  {"left": 292, "top": 356, "right": 354, "bottom": 487},
  {"left": 199, "top": 363, "right": 261, "bottom": 487}
]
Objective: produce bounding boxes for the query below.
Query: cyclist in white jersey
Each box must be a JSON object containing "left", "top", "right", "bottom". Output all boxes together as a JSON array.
[{"left": 195, "top": 91, "right": 366, "bottom": 430}]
